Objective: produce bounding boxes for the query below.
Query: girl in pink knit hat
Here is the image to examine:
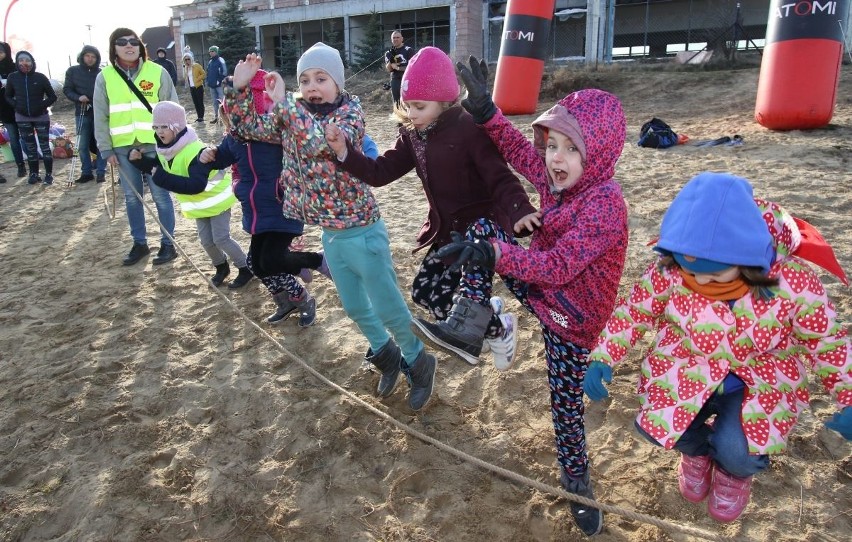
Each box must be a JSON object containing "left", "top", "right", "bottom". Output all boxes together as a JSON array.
[{"left": 326, "top": 46, "right": 537, "bottom": 375}]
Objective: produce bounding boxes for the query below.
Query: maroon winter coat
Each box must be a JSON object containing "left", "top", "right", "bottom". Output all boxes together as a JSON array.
[
  {"left": 337, "top": 105, "right": 535, "bottom": 252},
  {"left": 485, "top": 89, "right": 629, "bottom": 349}
]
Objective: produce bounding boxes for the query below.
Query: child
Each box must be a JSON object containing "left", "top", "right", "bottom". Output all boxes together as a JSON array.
[
  {"left": 224, "top": 44, "right": 437, "bottom": 411},
  {"left": 5, "top": 51, "right": 56, "bottom": 185},
  {"left": 325, "top": 46, "right": 537, "bottom": 371},
  {"left": 198, "top": 72, "right": 325, "bottom": 327},
  {"left": 131, "top": 101, "right": 253, "bottom": 289},
  {"left": 584, "top": 172, "right": 851, "bottom": 523},
  {"left": 436, "top": 58, "right": 630, "bottom": 536}
]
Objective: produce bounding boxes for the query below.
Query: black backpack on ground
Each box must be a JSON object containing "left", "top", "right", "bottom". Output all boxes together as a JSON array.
[{"left": 638, "top": 118, "right": 679, "bottom": 149}]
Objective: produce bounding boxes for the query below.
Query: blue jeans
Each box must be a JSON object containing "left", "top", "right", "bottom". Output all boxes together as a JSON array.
[
  {"left": 115, "top": 147, "right": 176, "bottom": 246},
  {"left": 634, "top": 388, "right": 770, "bottom": 478},
  {"left": 321, "top": 219, "right": 424, "bottom": 363},
  {"left": 208, "top": 86, "right": 224, "bottom": 118},
  {"left": 4, "top": 121, "right": 24, "bottom": 165},
  {"left": 77, "top": 114, "right": 106, "bottom": 176}
]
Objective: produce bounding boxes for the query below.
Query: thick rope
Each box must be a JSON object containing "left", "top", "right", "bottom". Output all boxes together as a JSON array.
[{"left": 118, "top": 172, "right": 727, "bottom": 542}]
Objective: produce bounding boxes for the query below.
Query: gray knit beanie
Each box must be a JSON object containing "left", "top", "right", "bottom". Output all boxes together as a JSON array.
[{"left": 296, "top": 42, "right": 345, "bottom": 91}]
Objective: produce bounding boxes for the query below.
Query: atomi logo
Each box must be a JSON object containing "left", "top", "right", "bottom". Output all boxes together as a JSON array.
[
  {"left": 774, "top": 1, "right": 838, "bottom": 17},
  {"left": 503, "top": 29, "right": 535, "bottom": 42}
]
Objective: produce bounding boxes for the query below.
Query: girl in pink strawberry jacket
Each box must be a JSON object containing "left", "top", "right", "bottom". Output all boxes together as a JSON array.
[{"left": 584, "top": 172, "right": 852, "bottom": 524}]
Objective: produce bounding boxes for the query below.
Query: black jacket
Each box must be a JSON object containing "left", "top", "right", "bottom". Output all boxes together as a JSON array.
[
  {"left": 63, "top": 45, "right": 102, "bottom": 117},
  {"left": 0, "top": 41, "right": 17, "bottom": 123},
  {"left": 5, "top": 51, "right": 56, "bottom": 118},
  {"left": 153, "top": 49, "right": 178, "bottom": 86}
]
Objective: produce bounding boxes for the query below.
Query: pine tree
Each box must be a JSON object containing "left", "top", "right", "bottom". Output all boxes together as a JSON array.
[
  {"left": 209, "top": 0, "right": 256, "bottom": 74},
  {"left": 278, "top": 25, "right": 300, "bottom": 75},
  {"left": 352, "top": 11, "right": 385, "bottom": 71}
]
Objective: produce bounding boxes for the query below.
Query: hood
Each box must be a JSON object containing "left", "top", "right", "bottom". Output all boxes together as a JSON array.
[
  {"left": 531, "top": 88, "right": 626, "bottom": 198},
  {"left": 15, "top": 50, "right": 35, "bottom": 73},
  {"left": 77, "top": 45, "right": 101, "bottom": 67}
]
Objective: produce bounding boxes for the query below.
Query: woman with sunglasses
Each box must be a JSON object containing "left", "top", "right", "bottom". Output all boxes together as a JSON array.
[{"left": 93, "top": 27, "right": 179, "bottom": 266}]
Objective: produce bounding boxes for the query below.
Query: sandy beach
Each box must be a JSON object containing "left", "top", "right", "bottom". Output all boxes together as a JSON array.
[{"left": 0, "top": 62, "right": 849, "bottom": 541}]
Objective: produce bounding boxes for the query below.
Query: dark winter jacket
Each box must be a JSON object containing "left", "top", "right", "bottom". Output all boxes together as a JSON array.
[
  {"left": 205, "top": 54, "right": 227, "bottom": 88},
  {"left": 5, "top": 51, "right": 56, "bottom": 118},
  {"left": 0, "top": 41, "right": 17, "bottom": 123},
  {"left": 338, "top": 105, "right": 536, "bottom": 252},
  {"left": 63, "top": 45, "right": 102, "bottom": 117},
  {"left": 153, "top": 48, "right": 178, "bottom": 86},
  {"left": 155, "top": 132, "right": 303, "bottom": 236}
]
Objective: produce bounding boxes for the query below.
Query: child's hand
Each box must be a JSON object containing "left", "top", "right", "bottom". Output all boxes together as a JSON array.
[
  {"left": 325, "top": 122, "right": 348, "bottom": 158},
  {"left": 264, "top": 71, "right": 285, "bottom": 104},
  {"left": 825, "top": 406, "right": 852, "bottom": 440},
  {"left": 232, "top": 53, "right": 263, "bottom": 90},
  {"left": 583, "top": 361, "right": 613, "bottom": 401},
  {"left": 199, "top": 146, "right": 217, "bottom": 164},
  {"left": 128, "top": 148, "right": 142, "bottom": 161},
  {"left": 435, "top": 232, "right": 496, "bottom": 272},
  {"left": 514, "top": 211, "right": 541, "bottom": 234}
]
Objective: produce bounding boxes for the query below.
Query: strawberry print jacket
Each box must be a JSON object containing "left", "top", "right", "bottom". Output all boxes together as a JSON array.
[
  {"left": 588, "top": 200, "right": 851, "bottom": 454},
  {"left": 224, "top": 86, "right": 378, "bottom": 230},
  {"left": 482, "top": 91, "right": 628, "bottom": 349}
]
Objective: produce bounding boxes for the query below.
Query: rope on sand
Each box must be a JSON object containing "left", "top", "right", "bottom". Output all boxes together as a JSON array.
[{"left": 123, "top": 183, "right": 728, "bottom": 542}]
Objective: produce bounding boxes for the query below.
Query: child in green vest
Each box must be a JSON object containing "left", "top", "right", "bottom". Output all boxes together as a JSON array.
[{"left": 130, "top": 101, "right": 253, "bottom": 289}]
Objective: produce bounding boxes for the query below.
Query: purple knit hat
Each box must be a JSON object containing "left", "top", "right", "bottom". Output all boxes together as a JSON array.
[
  {"left": 152, "top": 101, "right": 187, "bottom": 132},
  {"left": 401, "top": 46, "right": 460, "bottom": 102}
]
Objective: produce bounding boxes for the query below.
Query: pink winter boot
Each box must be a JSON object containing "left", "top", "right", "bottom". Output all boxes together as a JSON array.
[
  {"left": 707, "top": 468, "right": 752, "bottom": 522},
  {"left": 677, "top": 454, "right": 713, "bottom": 503}
]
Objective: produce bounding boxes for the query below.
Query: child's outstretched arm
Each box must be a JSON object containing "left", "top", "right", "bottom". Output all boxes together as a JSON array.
[{"left": 325, "top": 121, "right": 413, "bottom": 187}]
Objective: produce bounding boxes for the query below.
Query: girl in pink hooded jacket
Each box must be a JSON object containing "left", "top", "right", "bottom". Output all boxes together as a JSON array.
[{"left": 437, "top": 58, "right": 629, "bottom": 536}]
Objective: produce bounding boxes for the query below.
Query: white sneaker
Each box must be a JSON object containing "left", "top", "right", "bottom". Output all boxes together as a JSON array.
[{"left": 487, "top": 313, "right": 518, "bottom": 371}]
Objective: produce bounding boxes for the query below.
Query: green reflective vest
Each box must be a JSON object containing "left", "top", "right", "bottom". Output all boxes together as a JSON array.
[
  {"left": 102, "top": 61, "right": 162, "bottom": 147},
  {"left": 158, "top": 139, "right": 236, "bottom": 219}
]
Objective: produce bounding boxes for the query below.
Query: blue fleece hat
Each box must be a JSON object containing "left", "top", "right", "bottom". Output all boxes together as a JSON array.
[{"left": 655, "top": 172, "right": 774, "bottom": 273}]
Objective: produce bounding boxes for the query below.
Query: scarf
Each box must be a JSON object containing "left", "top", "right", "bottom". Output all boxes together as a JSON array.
[{"left": 678, "top": 268, "right": 750, "bottom": 301}]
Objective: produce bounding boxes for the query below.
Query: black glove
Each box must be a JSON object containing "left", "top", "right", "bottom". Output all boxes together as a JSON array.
[
  {"left": 435, "top": 232, "right": 496, "bottom": 272},
  {"left": 129, "top": 151, "right": 158, "bottom": 175},
  {"left": 456, "top": 56, "right": 497, "bottom": 124}
]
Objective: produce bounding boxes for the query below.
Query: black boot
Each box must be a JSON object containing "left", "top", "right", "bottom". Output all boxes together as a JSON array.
[
  {"left": 227, "top": 266, "right": 253, "bottom": 289},
  {"left": 17, "top": 163, "right": 27, "bottom": 178},
  {"left": 0, "top": 173, "right": 5, "bottom": 183},
  {"left": 122, "top": 242, "right": 150, "bottom": 266},
  {"left": 267, "top": 291, "right": 298, "bottom": 324},
  {"left": 211, "top": 262, "right": 230, "bottom": 286},
  {"left": 402, "top": 349, "right": 437, "bottom": 411},
  {"left": 152, "top": 244, "right": 177, "bottom": 265},
  {"left": 412, "top": 296, "right": 492, "bottom": 365},
  {"left": 365, "top": 339, "right": 402, "bottom": 397},
  {"left": 75, "top": 173, "right": 95, "bottom": 183},
  {"left": 560, "top": 469, "right": 603, "bottom": 536}
]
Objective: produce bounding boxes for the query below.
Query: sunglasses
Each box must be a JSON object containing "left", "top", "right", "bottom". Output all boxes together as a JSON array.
[{"left": 115, "top": 38, "right": 141, "bottom": 47}]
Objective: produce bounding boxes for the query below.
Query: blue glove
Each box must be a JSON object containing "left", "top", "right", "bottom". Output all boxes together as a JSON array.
[
  {"left": 825, "top": 406, "right": 852, "bottom": 440},
  {"left": 584, "top": 361, "right": 613, "bottom": 401}
]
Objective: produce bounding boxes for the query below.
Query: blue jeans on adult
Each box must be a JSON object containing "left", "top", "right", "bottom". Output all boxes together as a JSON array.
[
  {"left": 634, "top": 388, "right": 770, "bottom": 478},
  {"left": 321, "top": 219, "right": 424, "bottom": 363},
  {"left": 114, "top": 147, "right": 176, "bottom": 247},
  {"left": 208, "top": 85, "right": 224, "bottom": 119},
  {"left": 4, "top": 121, "right": 24, "bottom": 165},
  {"left": 77, "top": 114, "right": 106, "bottom": 176}
]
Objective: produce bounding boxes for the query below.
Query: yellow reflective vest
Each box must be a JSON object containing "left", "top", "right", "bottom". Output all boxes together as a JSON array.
[
  {"left": 158, "top": 139, "right": 236, "bottom": 219},
  {"left": 102, "top": 61, "right": 162, "bottom": 147}
]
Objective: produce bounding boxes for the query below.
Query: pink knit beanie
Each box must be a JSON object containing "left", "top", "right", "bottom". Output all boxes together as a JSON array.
[
  {"left": 400, "top": 46, "right": 460, "bottom": 102},
  {"left": 250, "top": 69, "right": 274, "bottom": 114},
  {"left": 152, "top": 101, "right": 187, "bottom": 132}
]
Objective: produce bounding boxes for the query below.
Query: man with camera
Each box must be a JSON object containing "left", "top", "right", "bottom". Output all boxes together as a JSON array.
[{"left": 383, "top": 31, "right": 414, "bottom": 110}]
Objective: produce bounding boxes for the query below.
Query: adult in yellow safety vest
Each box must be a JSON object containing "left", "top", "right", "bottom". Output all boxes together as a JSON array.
[{"left": 94, "top": 27, "right": 179, "bottom": 267}]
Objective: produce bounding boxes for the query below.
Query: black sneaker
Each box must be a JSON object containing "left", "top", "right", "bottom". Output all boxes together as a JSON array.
[
  {"left": 0, "top": 174, "right": 6, "bottom": 183},
  {"left": 27, "top": 173, "right": 40, "bottom": 185},
  {"left": 560, "top": 470, "right": 603, "bottom": 536},
  {"left": 122, "top": 243, "right": 150, "bottom": 266},
  {"left": 96, "top": 173, "right": 106, "bottom": 183},
  {"left": 209, "top": 117, "right": 219, "bottom": 124},
  {"left": 76, "top": 173, "right": 95, "bottom": 183},
  {"left": 17, "top": 164, "right": 27, "bottom": 178},
  {"left": 195, "top": 118, "right": 204, "bottom": 123},
  {"left": 152, "top": 244, "right": 178, "bottom": 265},
  {"left": 42, "top": 174, "right": 53, "bottom": 186}
]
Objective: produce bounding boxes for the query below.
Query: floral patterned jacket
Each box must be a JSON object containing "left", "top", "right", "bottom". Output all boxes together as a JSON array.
[
  {"left": 224, "top": 86, "right": 378, "bottom": 230},
  {"left": 588, "top": 200, "right": 851, "bottom": 454}
]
